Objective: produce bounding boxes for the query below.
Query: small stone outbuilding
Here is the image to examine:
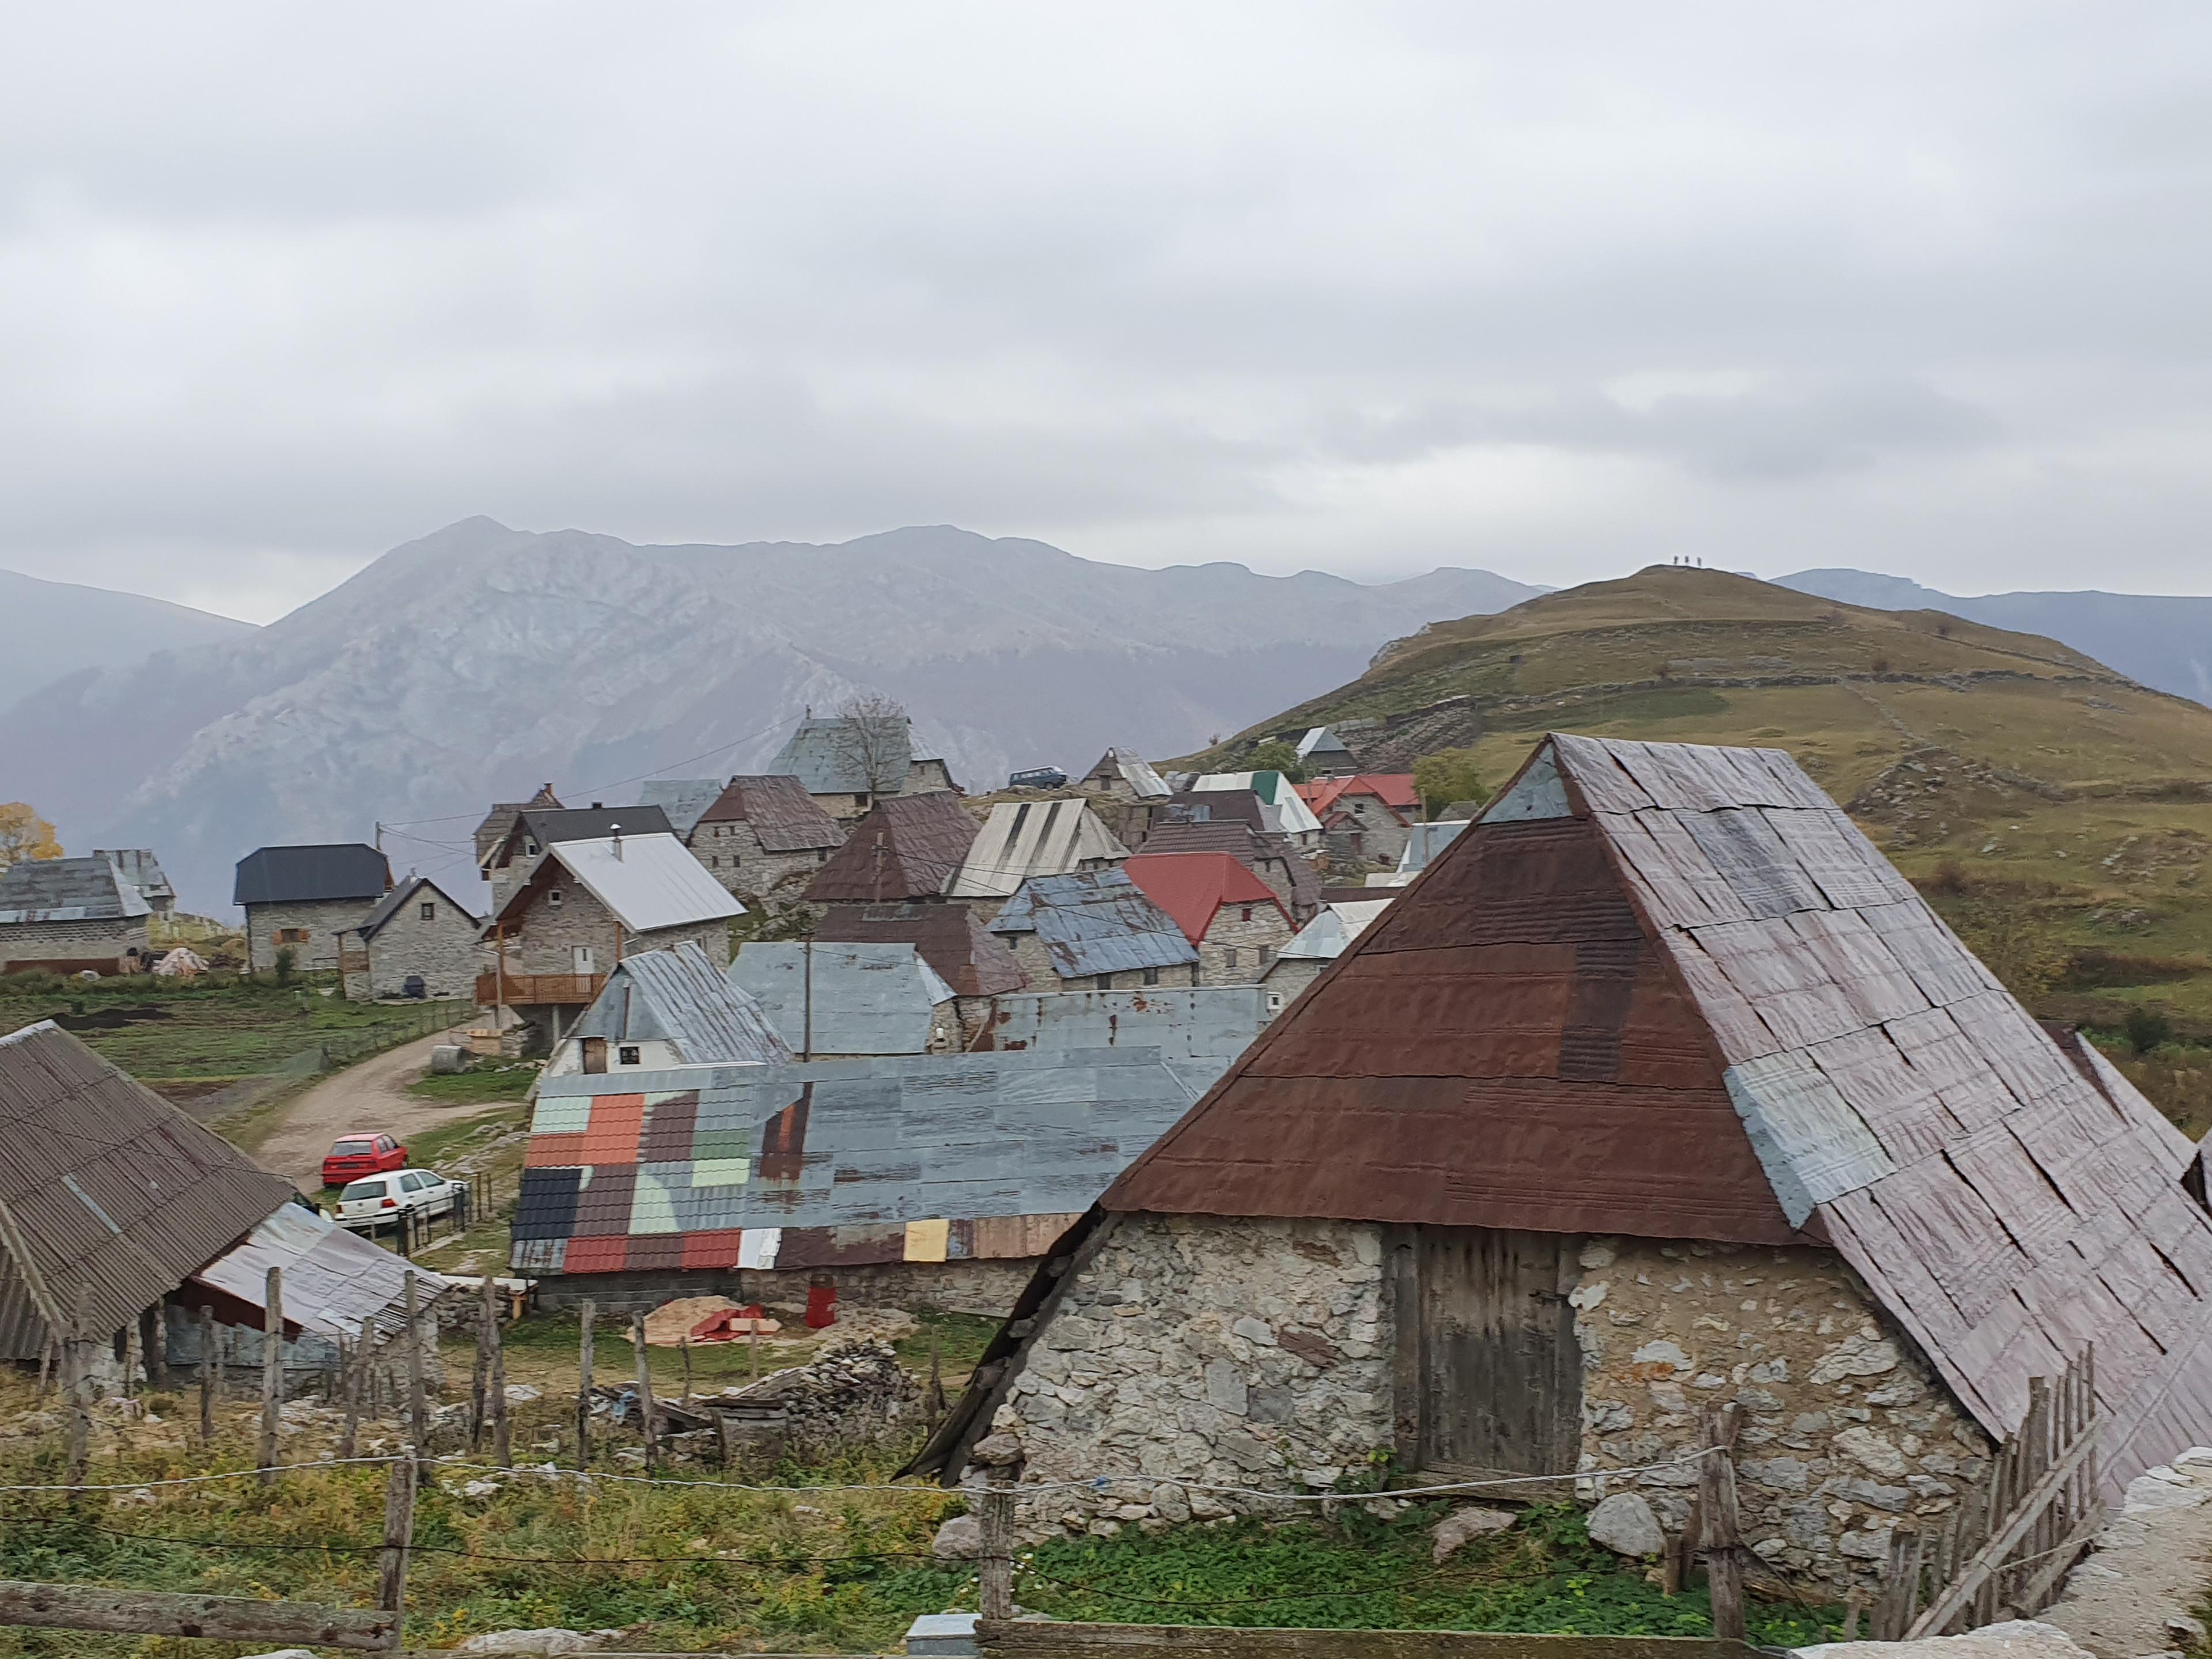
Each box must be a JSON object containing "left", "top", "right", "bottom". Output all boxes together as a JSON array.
[
  {"left": 541, "top": 940, "right": 791, "bottom": 1078},
  {"left": 914, "top": 734, "right": 2212, "bottom": 1598},
  {"left": 988, "top": 869, "right": 1200, "bottom": 993},
  {"left": 1122, "top": 852, "right": 1294, "bottom": 984},
  {"left": 689, "top": 775, "right": 846, "bottom": 899},
  {"left": 0, "top": 854, "right": 155, "bottom": 975},
  {"left": 340, "top": 874, "right": 483, "bottom": 1001},
  {"left": 233, "top": 843, "right": 391, "bottom": 974}
]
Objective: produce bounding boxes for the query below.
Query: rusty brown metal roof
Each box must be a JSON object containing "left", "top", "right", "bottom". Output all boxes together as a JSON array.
[
  {"left": 1108, "top": 730, "right": 2212, "bottom": 1478},
  {"left": 802, "top": 793, "right": 979, "bottom": 903},
  {"left": 696, "top": 775, "right": 846, "bottom": 853},
  {"left": 813, "top": 900, "right": 1028, "bottom": 997},
  {"left": 0, "top": 1021, "right": 294, "bottom": 1359}
]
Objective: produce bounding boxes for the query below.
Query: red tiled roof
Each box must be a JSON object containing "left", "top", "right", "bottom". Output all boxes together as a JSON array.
[
  {"left": 696, "top": 775, "right": 844, "bottom": 853},
  {"left": 1121, "top": 853, "right": 1286, "bottom": 945},
  {"left": 1298, "top": 774, "right": 1419, "bottom": 818}
]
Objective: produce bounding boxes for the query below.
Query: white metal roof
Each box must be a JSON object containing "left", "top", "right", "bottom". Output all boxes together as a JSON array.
[
  {"left": 1195, "top": 772, "right": 1323, "bottom": 836},
  {"left": 946, "top": 798, "right": 1129, "bottom": 899},
  {"left": 552, "top": 833, "right": 745, "bottom": 933},
  {"left": 1277, "top": 899, "right": 1393, "bottom": 961}
]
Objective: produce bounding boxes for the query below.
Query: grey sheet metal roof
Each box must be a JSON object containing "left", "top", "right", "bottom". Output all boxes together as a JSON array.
[
  {"left": 96, "top": 850, "right": 173, "bottom": 905},
  {"left": 990, "top": 869, "right": 1199, "bottom": 978},
  {"left": 727, "top": 941, "right": 955, "bottom": 1056},
  {"left": 189, "top": 1200, "right": 455, "bottom": 1343},
  {"left": 354, "top": 874, "right": 480, "bottom": 940},
  {"left": 0, "top": 855, "right": 153, "bottom": 924},
  {"left": 233, "top": 843, "right": 391, "bottom": 907},
  {"left": 1531, "top": 733, "right": 2212, "bottom": 1467},
  {"left": 569, "top": 942, "right": 791, "bottom": 1065},
  {"left": 0, "top": 1022, "right": 295, "bottom": 1360},
  {"left": 1082, "top": 748, "right": 1171, "bottom": 798},
  {"left": 1396, "top": 819, "right": 1470, "bottom": 874},
  {"left": 637, "top": 779, "right": 727, "bottom": 838},
  {"left": 976, "top": 986, "right": 1267, "bottom": 1097},
  {"left": 946, "top": 799, "right": 1128, "bottom": 900},
  {"left": 515, "top": 805, "right": 676, "bottom": 850},
  {"left": 770, "top": 714, "right": 915, "bottom": 796},
  {"left": 516, "top": 1047, "right": 1198, "bottom": 1273}
]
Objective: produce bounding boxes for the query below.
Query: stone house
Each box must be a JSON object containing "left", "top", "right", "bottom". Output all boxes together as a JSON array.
[
  {"left": 541, "top": 940, "right": 791, "bottom": 1079},
  {"left": 472, "top": 784, "right": 564, "bottom": 874},
  {"left": 96, "top": 850, "right": 174, "bottom": 915},
  {"left": 1260, "top": 897, "right": 1391, "bottom": 1014},
  {"left": 0, "top": 855, "right": 155, "bottom": 976},
  {"left": 769, "top": 712, "right": 959, "bottom": 821},
  {"left": 234, "top": 843, "right": 392, "bottom": 975},
  {"left": 338, "top": 875, "right": 483, "bottom": 1001},
  {"left": 484, "top": 829, "right": 744, "bottom": 1052},
  {"left": 987, "top": 869, "right": 1200, "bottom": 993},
  {"left": 911, "top": 733, "right": 2212, "bottom": 1596},
  {"left": 726, "top": 940, "right": 960, "bottom": 1058},
  {"left": 1122, "top": 853, "right": 1294, "bottom": 983},
  {"left": 1190, "top": 771, "right": 1323, "bottom": 849},
  {"left": 1299, "top": 774, "right": 1421, "bottom": 869},
  {"left": 1295, "top": 725, "right": 1358, "bottom": 777},
  {"left": 510, "top": 1045, "right": 1196, "bottom": 1319},
  {"left": 945, "top": 799, "right": 1129, "bottom": 914},
  {"left": 1079, "top": 748, "right": 1172, "bottom": 801},
  {"left": 480, "top": 804, "right": 676, "bottom": 914},
  {"left": 689, "top": 776, "right": 846, "bottom": 899},
  {"left": 812, "top": 901, "right": 1028, "bottom": 1044},
  {"left": 1134, "top": 820, "right": 1321, "bottom": 926},
  {"left": 803, "top": 792, "right": 980, "bottom": 907}
]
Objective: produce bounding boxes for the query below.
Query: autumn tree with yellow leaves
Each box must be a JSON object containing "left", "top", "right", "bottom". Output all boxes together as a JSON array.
[{"left": 0, "top": 804, "right": 62, "bottom": 875}]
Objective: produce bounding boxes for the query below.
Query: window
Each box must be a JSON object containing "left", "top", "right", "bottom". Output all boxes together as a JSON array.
[
  {"left": 399, "top": 1173, "right": 427, "bottom": 1193},
  {"left": 547, "top": 889, "right": 563, "bottom": 907},
  {"left": 1240, "top": 907, "right": 1253, "bottom": 922},
  {"left": 1005, "top": 934, "right": 1020, "bottom": 951},
  {"left": 1225, "top": 948, "right": 1240, "bottom": 969},
  {"left": 1259, "top": 945, "right": 1272, "bottom": 966},
  {"left": 1141, "top": 967, "right": 1159, "bottom": 987},
  {"left": 418, "top": 902, "right": 435, "bottom": 921},
  {"left": 524, "top": 840, "right": 539, "bottom": 856},
  {"left": 275, "top": 927, "right": 309, "bottom": 944},
  {"left": 1095, "top": 974, "right": 1113, "bottom": 990},
  {"left": 618, "top": 1045, "right": 642, "bottom": 1066}
]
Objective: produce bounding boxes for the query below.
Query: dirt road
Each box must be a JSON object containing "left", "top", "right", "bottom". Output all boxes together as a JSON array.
[{"left": 256, "top": 1025, "right": 496, "bottom": 1191}]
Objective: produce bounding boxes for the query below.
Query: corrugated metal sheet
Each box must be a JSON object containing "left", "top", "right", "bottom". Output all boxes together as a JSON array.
[
  {"left": 815, "top": 901, "right": 1029, "bottom": 997},
  {"left": 728, "top": 941, "right": 954, "bottom": 1056},
  {"left": 637, "top": 779, "right": 727, "bottom": 838},
  {"left": 804, "top": 794, "right": 979, "bottom": 903},
  {"left": 1277, "top": 899, "right": 1392, "bottom": 961},
  {"left": 504, "top": 833, "right": 744, "bottom": 934},
  {"left": 1122, "top": 853, "right": 1288, "bottom": 945},
  {"left": 768, "top": 715, "right": 915, "bottom": 796},
  {"left": 571, "top": 942, "right": 791, "bottom": 1063},
  {"left": 695, "top": 775, "right": 844, "bottom": 852},
  {"left": 946, "top": 800, "right": 1130, "bottom": 900},
  {"left": 96, "top": 850, "right": 172, "bottom": 906},
  {"left": 1396, "top": 820, "right": 1469, "bottom": 874},
  {"left": 189, "top": 1202, "right": 454, "bottom": 1342},
  {"left": 233, "top": 843, "right": 391, "bottom": 907},
  {"left": 1107, "top": 729, "right": 2212, "bottom": 1488},
  {"left": 514, "top": 1048, "right": 1196, "bottom": 1274},
  {"left": 0, "top": 1022, "right": 295, "bottom": 1359},
  {"left": 1083, "top": 748, "right": 1171, "bottom": 798},
  {"left": 989, "top": 869, "right": 1199, "bottom": 978},
  {"left": 977, "top": 986, "right": 1267, "bottom": 1097},
  {"left": 0, "top": 855, "right": 153, "bottom": 924}
]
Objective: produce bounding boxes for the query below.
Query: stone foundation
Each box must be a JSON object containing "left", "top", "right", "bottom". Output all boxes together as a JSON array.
[{"left": 529, "top": 1257, "right": 1037, "bottom": 1320}]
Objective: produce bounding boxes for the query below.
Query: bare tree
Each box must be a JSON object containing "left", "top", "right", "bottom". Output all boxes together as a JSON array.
[{"left": 835, "top": 693, "right": 912, "bottom": 798}]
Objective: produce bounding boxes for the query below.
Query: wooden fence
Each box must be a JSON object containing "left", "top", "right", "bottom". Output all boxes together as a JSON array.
[{"left": 1872, "top": 1349, "right": 2101, "bottom": 1639}]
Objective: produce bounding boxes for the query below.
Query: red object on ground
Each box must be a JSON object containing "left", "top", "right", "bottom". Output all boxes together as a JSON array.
[
  {"left": 320, "top": 1132, "right": 407, "bottom": 1188},
  {"left": 804, "top": 1283, "right": 838, "bottom": 1328},
  {"left": 690, "top": 1305, "right": 780, "bottom": 1343}
]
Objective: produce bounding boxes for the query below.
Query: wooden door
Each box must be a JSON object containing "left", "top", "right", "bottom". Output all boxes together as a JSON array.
[{"left": 1412, "top": 1226, "right": 1580, "bottom": 1476}]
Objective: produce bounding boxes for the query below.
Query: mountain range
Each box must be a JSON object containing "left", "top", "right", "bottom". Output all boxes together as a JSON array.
[
  {"left": 0, "top": 568, "right": 254, "bottom": 710},
  {"left": 0, "top": 520, "right": 1543, "bottom": 913}
]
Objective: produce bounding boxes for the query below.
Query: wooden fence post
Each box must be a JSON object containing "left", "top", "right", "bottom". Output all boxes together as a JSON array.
[
  {"left": 403, "top": 1271, "right": 429, "bottom": 1467},
  {"left": 259, "top": 1267, "right": 285, "bottom": 1485},
  {"left": 122, "top": 1316, "right": 141, "bottom": 1402},
  {"left": 1698, "top": 1401, "right": 1745, "bottom": 1641},
  {"left": 630, "top": 1313, "right": 659, "bottom": 1472},
  {"left": 680, "top": 1337, "right": 692, "bottom": 1406},
  {"left": 377, "top": 1453, "right": 418, "bottom": 1639},
  {"left": 198, "top": 1305, "right": 215, "bottom": 1444},
  {"left": 66, "top": 1286, "right": 92, "bottom": 1493},
  {"left": 978, "top": 1474, "right": 1016, "bottom": 1622},
  {"left": 575, "top": 1300, "right": 594, "bottom": 1472},
  {"left": 926, "top": 1328, "right": 945, "bottom": 1434},
  {"left": 488, "top": 1290, "right": 510, "bottom": 1469},
  {"left": 471, "top": 1279, "right": 493, "bottom": 1449}
]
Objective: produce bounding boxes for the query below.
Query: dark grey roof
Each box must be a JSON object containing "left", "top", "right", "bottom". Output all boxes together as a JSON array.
[
  {"left": 637, "top": 779, "right": 726, "bottom": 838},
  {"left": 569, "top": 942, "right": 793, "bottom": 1065},
  {"left": 233, "top": 844, "right": 391, "bottom": 907},
  {"left": 990, "top": 869, "right": 1199, "bottom": 978},
  {"left": 514, "top": 805, "right": 675, "bottom": 853},
  {"left": 770, "top": 714, "right": 914, "bottom": 796},
  {"left": 95, "top": 850, "right": 173, "bottom": 904},
  {"left": 353, "top": 875, "right": 480, "bottom": 941},
  {"left": 0, "top": 856, "right": 153, "bottom": 924}
]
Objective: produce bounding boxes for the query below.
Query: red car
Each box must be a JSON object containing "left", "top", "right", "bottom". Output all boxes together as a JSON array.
[{"left": 321, "top": 1132, "right": 407, "bottom": 1188}]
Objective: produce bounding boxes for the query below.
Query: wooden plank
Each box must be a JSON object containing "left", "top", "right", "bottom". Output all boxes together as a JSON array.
[
  {"left": 0, "top": 1581, "right": 396, "bottom": 1650},
  {"left": 978, "top": 1624, "right": 1770, "bottom": 1659},
  {"left": 1907, "top": 1411, "right": 2101, "bottom": 1638},
  {"left": 1416, "top": 1228, "right": 1579, "bottom": 1476}
]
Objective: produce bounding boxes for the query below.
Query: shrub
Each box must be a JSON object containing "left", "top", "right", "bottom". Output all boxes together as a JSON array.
[
  {"left": 2125, "top": 1005, "right": 2174, "bottom": 1056},
  {"left": 274, "top": 946, "right": 296, "bottom": 986},
  {"left": 1245, "top": 740, "right": 1307, "bottom": 783},
  {"left": 1412, "top": 749, "right": 1489, "bottom": 819}
]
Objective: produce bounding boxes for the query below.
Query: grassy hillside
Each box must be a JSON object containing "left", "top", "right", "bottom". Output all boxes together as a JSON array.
[{"left": 1196, "top": 566, "right": 2212, "bottom": 1115}]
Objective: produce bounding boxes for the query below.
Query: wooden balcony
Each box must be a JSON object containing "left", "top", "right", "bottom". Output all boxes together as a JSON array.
[{"left": 476, "top": 971, "right": 607, "bottom": 1007}]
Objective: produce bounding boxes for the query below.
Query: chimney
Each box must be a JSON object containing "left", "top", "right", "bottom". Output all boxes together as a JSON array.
[{"left": 610, "top": 822, "right": 623, "bottom": 861}]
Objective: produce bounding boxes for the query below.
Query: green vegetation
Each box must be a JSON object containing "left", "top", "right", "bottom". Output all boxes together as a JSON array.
[
  {"left": 1412, "top": 749, "right": 1488, "bottom": 818},
  {"left": 408, "top": 1062, "right": 541, "bottom": 1106},
  {"left": 1244, "top": 740, "right": 1307, "bottom": 782}
]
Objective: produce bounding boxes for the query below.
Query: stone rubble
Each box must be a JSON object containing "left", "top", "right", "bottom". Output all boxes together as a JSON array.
[
  {"left": 2038, "top": 1447, "right": 2212, "bottom": 1659},
  {"left": 1585, "top": 1491, "right": 1664, "bottom": 1558},
  {"left": 1429, "top": 1505, "right": 1516, "bottom": 1562}
]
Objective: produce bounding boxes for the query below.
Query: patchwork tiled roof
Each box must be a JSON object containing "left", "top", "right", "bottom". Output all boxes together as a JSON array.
[
  {"left": 695, "top": 775, "right": 845, "bottom": 852},
  {"left": 989, "top": 870, "right": 1198, "bottom": 979},
  {"left": 510, "top": 1048, "right": 1197, "bottom": 1277},
  {"left": 814, "top": 902, "right": 1028, "bottom": 997},
  {"left": 804, "top": 793, "right": 979, "bottom": 904}
]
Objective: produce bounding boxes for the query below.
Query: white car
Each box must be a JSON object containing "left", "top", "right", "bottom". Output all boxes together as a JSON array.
[{"left": 336, "top": 1168, "right": 460, "bottom": 1230}]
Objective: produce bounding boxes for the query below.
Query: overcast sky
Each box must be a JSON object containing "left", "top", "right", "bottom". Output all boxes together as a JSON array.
[{"left": 5, "top": 3, "right": 2211, "bottom": 623}]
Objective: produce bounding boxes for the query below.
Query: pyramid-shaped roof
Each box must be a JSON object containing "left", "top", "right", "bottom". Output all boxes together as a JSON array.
[
  {"left": 803, "top": 793, "right": 979, "bottom": 904},
  {"left": 1107, "top": 733, "right": 2212, "bottom": 1458}
]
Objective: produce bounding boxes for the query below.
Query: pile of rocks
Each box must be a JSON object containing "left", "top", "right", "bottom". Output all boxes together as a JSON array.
[{"left": 700, "top": 1337, "right": 919, "bottom": 1454}]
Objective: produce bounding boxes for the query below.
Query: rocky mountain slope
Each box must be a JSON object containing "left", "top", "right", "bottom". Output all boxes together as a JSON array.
[
  {"left": 1778, "top": 568, "right": 2212, "bottom": 707},
  {"left": 0, "top": 519, "right": 1542, "bottom": 912},
  {"left": 1199, "top": 565, "right": 2212, "bottom": 1033},
  {"left": 0, "top": 567, "right": 255, "bottom": 710}
]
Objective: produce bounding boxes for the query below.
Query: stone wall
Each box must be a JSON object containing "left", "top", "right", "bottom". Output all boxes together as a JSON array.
[
  {"left": 247, "top": 899, "right": 373, "bottom": 972},
  {"left": 358, "top": 899, "right": 484, "bottom": 1000},
  {"left": 1570, "top": 1234, "right": 1990, "bottom": 1594},
  {"left": 506, "top": 885, "right": 732, "bottom": 976},
  {"left": 987, "top": 1214, "right": 1395, "bottom": 1536},
  {"left": 529, "top": 1256, "right": 1036, "bottom": 1318},
  {"left": 0, "top": 914, "right": 150, "bottom": 972},
  {"left": 689, "top": 821, "right": 832, "bottom": 899},
  {"left": 1260, "top": 957, "right": 1326, "bottom": 1015},
  {"left": 1196, "top": 906, "right": 1294, "bottom": 984}
]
